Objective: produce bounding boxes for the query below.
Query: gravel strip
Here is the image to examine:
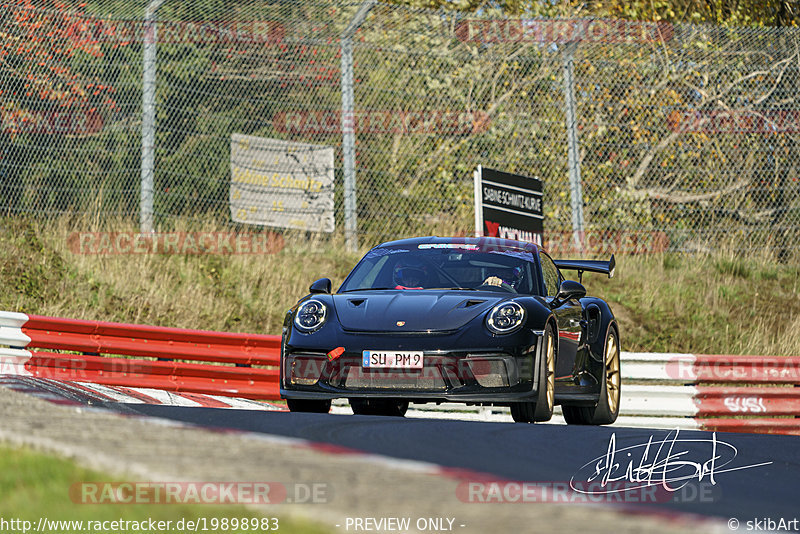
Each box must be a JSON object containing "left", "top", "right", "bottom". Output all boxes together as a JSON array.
[{"left": 0, "top": 387, "right": 720, "bottom": 534}]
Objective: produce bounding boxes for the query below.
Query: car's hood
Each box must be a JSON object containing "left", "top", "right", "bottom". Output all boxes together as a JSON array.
[{"left": 331, "top": 290, "right": 507, "bottom": 332}]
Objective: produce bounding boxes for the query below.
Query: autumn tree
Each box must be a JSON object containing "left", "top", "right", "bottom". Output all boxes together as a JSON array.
[
  {"left": 387, "top": 0, "right": 798, "bottom": 26},
  {"left": 0, "top": 0, "right": 123, "bottom": 212}
]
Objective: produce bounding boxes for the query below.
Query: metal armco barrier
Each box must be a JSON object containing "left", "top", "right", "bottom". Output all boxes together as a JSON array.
[
  {"left": 378, "top": 352, "right": 800, "bottom": 435},
  {"left": 0, "top": 311, "right": 281, "bottom": 400},
  {"left": 2, "top": 310, "right": 799, "bottom": 434},
  {"left": 621, "top": 353, "right": 800, "bottom": 435}
]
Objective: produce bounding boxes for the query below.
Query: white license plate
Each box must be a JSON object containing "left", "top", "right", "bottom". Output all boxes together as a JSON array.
[{"left": 362, "top": 351, "right": 423, "bottom": 369}]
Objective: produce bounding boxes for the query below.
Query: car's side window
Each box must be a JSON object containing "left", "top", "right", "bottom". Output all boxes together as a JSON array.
[{"left": 540, "top": 253, "right": 561, "bottom": 297}]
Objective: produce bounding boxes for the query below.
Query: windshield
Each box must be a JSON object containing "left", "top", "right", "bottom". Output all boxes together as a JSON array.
[{"left": 339, "top": 243, "right": 538, "bottom": 295}]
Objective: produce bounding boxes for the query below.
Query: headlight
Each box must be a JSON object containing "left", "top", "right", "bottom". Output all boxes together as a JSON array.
[
  {"left": 294, "top": 299, "right": 328, "bottom": 332},
  {"left": 486, "top": 301, "right": 525, "bottom": 334}
]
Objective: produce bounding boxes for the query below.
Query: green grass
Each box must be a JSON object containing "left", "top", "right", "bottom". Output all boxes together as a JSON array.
[
  {"left": 1, "top": 216, "right": 799, "bottom": 356},
  {"left": 0, "top": 445, "right": 329, "bottom": 534}
]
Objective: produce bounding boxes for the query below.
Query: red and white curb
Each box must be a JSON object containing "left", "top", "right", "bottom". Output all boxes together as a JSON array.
[
  {"left": 4, "top": 306, "right": 800, "bottom": 434},
  {"left": 0, "top": 376, "right": 283, "bottom": 411}
]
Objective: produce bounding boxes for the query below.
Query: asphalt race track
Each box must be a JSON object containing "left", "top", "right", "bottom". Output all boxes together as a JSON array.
[{"left": 112, "top": 404, "right": 798, "bottom": 521}]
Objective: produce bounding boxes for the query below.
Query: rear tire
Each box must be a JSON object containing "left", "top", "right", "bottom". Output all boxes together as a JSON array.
[
  {"left": 350, "top": 398, "right": 408, "bottom": 417},
  {"left": 511, "top": 324, "right": 555, "bottom": 423},
  {"left": 563, "top": 327, "right": 620, "bottom": 425},
  {"left": 286, "top": 398, "right": 332, "bottom": 413}
]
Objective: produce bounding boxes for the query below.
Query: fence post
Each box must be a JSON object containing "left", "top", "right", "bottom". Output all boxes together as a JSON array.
[
  {"left": 562, "top": 43, "right": 585, "bottom": 253},
  {"left": 140, "top": 0, "right": 166, "bottom": 234},
  {"left": 340, "top": 0, "right": 376, "bottom": 253}
]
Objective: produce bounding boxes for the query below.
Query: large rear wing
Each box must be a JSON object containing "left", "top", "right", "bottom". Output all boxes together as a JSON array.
[{"left": 554, "top": 255, "right": 615, "bottom": 282}]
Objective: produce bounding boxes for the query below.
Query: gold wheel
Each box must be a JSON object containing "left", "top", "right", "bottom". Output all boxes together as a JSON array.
[
  {"left": 605, "top": 332, "right": 620, "bottom": 414},
  {"left": 546, "top": 331, "right": 555, "bottom": 412}
]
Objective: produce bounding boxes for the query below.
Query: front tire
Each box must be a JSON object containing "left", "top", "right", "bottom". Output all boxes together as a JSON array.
[
  {"left": 286, "top": 398, "right": 332, "bottom": 413},
  {"left": 511, "top": 324, "right": 555, "bottom": 423},
  {"left": 563, "top": 327, "right": 620, "bottom": 425},
  {"left": 350, "top": 398, "right": 409, "bottom": 417}
]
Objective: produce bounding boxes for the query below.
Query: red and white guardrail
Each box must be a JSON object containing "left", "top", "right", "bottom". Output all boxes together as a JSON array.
[
  {"left": 0, "top": 311, "right": 281, "bottom": 400},
  {"left": 399, "top": 354, "right": 800, "bottom": 434},
  {"left": 620, "top": 352, "right": 800, "bottom": 435},
  {"left": 1, "top": 311, "right": 799, "bottom": 434}
]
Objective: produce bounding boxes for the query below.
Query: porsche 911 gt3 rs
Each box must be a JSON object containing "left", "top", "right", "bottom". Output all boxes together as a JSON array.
[{"left": 280, "top": 236, "right": 620, "bottom": 424}]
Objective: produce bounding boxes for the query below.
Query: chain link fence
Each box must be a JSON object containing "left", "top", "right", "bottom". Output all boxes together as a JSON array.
[{"left": 1, "top": 0, "right": 799, "bottom": 255}]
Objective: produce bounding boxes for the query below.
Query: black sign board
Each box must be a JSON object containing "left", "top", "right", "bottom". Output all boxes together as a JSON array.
[{"left": 473, "top": 166, "right": 543, "bottom": 245}]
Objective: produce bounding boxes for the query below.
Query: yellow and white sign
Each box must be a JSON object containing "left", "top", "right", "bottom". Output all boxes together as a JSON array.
[{"left": 230, "top": 134, "right": 334, "bottom": 232}]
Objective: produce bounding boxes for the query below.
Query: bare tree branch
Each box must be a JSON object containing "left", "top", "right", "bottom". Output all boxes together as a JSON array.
[{"left": 627, "top": 177, "right": 750, "bottom": 203}]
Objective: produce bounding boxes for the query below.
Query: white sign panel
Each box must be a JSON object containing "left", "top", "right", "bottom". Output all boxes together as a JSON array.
[{"left": 230, "top": 134, "right": 334, "bottom": 232}]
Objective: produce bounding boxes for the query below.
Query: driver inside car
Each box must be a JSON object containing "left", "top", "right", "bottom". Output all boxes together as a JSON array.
[
  {"left": 481, "top": 266, "right": 524, "bottom": 292},
  {"left": 393, "top": 261, "right": 429, "bottom": 289},
  {"left": 482, "top": 275, "right": 506, "bottom": 287}
]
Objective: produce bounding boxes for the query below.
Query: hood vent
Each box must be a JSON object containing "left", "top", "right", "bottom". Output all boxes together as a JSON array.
[{"left": 331, "top": 292, "right": 504, "bottom": 332}]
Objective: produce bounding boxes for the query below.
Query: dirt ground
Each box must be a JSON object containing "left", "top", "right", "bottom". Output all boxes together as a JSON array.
[{"left": 0, "top": 387, "right": 723, "bottom": 534}]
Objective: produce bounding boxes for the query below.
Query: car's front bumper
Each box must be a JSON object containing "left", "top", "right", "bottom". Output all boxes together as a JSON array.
[{"left": 280, "top": 330, "right": 544, "bottom": 403}]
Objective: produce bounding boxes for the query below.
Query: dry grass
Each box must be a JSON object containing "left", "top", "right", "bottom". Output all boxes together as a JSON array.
[
  {"left": 1, "top": 216, "right": 799, "bottom": 355},
  {"left": 0, "top": 216, "right": 359, "bottom": 335},
  {"left": 591, "top": 246, "right": 800, "bottom": 355}
]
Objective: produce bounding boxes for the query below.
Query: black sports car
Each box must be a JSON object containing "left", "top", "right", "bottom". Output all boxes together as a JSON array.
[{"left": 280, "top": 236, "right": 620, "bottom": 424}]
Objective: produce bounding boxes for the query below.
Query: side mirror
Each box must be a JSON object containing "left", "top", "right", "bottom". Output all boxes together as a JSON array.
[
  {"left": 309, "top": 278, "right": 332, "bottom": 295},
  {"left": 556, "top": 280, "right": 586, "bottom": 301}
]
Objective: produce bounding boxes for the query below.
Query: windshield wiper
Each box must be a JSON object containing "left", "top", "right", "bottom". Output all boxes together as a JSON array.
[
  {"left": 341, "top": 287, "right": 476, "bottom": 292},
  {"left": 427, "top": 287, "right": 477, "bottom": 291}
]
